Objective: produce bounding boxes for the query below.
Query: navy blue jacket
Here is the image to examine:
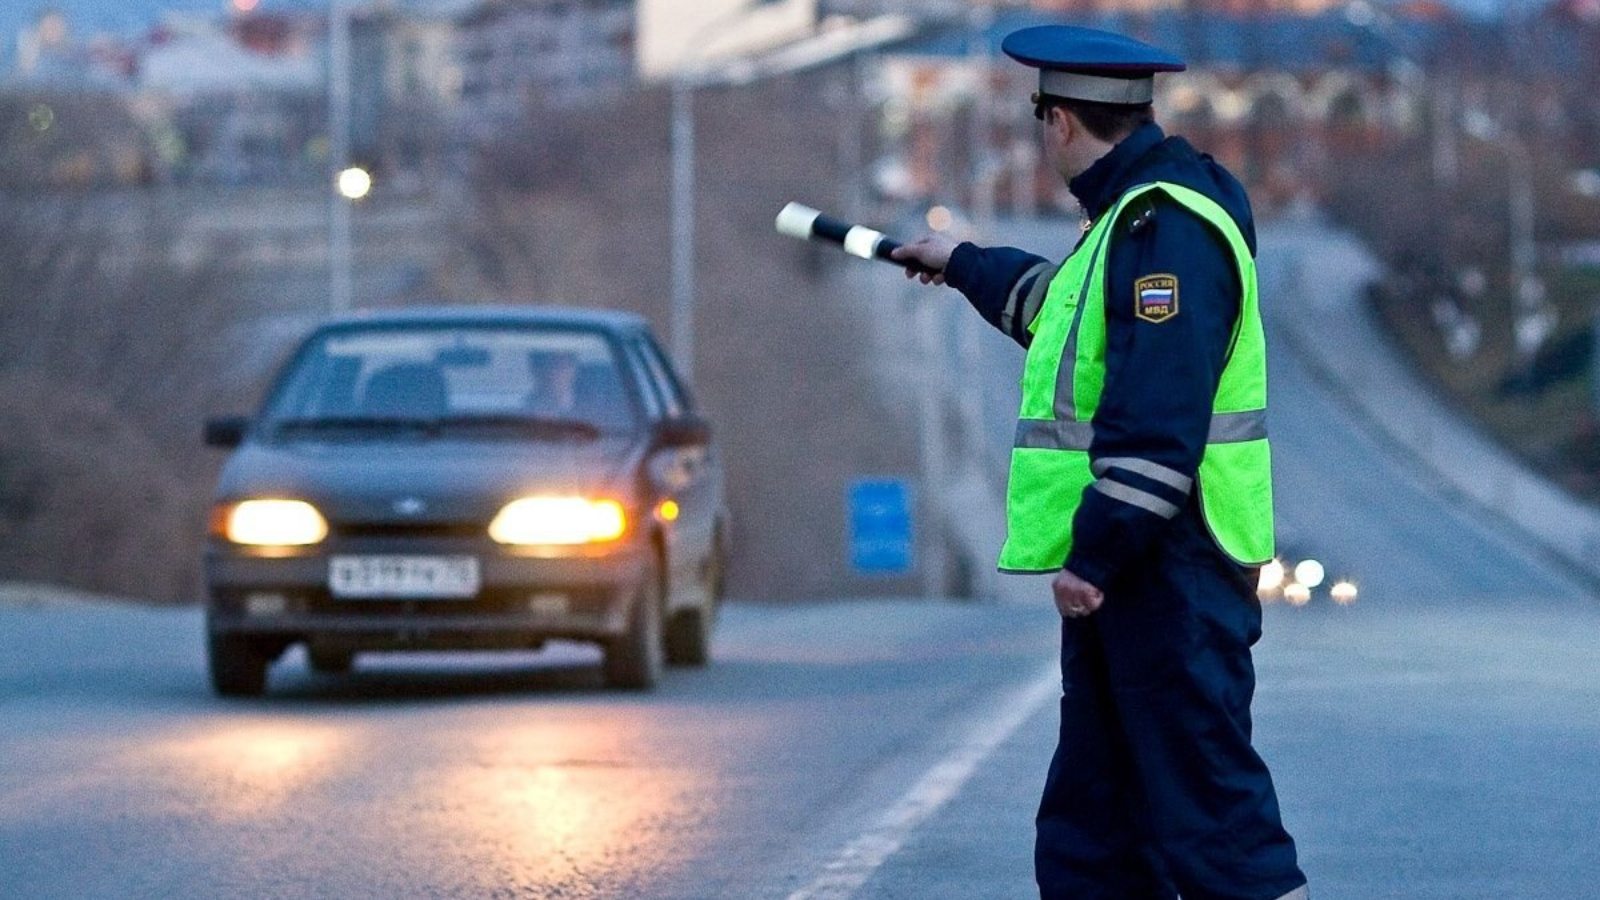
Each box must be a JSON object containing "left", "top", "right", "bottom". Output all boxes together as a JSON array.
[{"left": 945, "top": 123, "right": 1258, "bottom": 589}]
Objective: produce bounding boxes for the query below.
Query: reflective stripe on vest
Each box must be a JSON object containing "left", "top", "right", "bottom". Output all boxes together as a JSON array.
[{"left": 998, "top": 181, "right": 1274, "bottom": 573}]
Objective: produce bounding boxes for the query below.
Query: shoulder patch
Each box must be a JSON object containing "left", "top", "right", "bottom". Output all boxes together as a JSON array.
[{"left": 1134, "top": 274, "right": 1179, "bottom": 324}]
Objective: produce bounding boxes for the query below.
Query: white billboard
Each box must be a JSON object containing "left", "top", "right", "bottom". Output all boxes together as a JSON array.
[{"left": 636, "top": 0, "right": 819, "bottom": 81}]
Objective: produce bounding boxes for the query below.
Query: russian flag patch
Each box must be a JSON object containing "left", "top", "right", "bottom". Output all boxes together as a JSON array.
[{"left": 1135, "top": 274, "right": 1179, "bottom": 324}]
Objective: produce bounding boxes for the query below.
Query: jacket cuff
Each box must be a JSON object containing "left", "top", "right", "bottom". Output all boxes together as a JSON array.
[
  {"left": 943, "top": 242, "right": 982, "bottom": 293},
  {"left": 1063, "top": 550, "right": 1115, "bottom": 593}
]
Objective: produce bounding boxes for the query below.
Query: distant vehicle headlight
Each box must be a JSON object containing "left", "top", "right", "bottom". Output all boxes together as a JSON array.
[
  {"left": 1283, "top": 583, "right": 1312, "bottom": 606},
  {"left": 1330, "top": 581, "right": 1359, "bottom": 605},
  {"left": 222, "top": 499, "right": 329, "bottom": 546},
  {"left": 489, "top": 496, "right": 627, "bottom": 546},
  {"left": 1257, "top": 559, "right": 1286, "bottom": 592}
]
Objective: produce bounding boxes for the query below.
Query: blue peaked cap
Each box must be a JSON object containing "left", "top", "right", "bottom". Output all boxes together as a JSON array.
[{"left": 1002, "top": 25, "right": 1185, "bottom": 106}]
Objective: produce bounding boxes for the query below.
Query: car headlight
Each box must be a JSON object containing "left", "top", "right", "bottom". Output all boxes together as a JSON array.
[
  {"left": 489, "top": 496, "right": 627, "bottom": 546},
  {"left": 1257, "top": 559, "right": 1286, "bottom": 593},
  {"left": 221, "top": 499, "right": 329, "bottom": 546},
  {"left": 1330, "top": 580, "right": 1359, "bottom": 605}
]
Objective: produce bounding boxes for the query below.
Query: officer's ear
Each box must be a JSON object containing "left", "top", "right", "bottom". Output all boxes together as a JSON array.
[{"left": 1045, "top": 105, "right": 1077, "bottom": 147}]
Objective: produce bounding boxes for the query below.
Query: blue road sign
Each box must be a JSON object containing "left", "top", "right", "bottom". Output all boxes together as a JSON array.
[{"left": 849, "top": 479, "right": 913, "bottom": 575}]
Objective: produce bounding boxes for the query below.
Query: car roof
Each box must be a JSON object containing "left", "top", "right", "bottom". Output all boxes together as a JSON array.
[{"left": 317, "top": 304, "right": 652, "bottom": 335}]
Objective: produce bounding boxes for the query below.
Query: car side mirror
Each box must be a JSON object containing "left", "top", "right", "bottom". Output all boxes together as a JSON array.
[
  {"left": 204, "top": 416, "right": 251, "bottom": 449},
  {"left": 655, "top": 414, "right": 711, "bottom": 448}
]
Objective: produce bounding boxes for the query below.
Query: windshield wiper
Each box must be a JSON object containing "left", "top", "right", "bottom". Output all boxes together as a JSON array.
[
  {"left": 273, "top": 416, "right": 439, "bottom": 436},
  {"left": 434, "top": 415, "right": 604, "bottom": 440}
]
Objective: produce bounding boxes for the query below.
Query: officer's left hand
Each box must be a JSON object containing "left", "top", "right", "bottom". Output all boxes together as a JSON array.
[{"left": 1052, "top": 569, "right": 1104, "bottom": 618}]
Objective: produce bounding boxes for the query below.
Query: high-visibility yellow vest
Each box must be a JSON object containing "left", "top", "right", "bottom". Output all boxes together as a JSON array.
[{"left": 998, "top": 181, "right": 1273, "bottom": 573}]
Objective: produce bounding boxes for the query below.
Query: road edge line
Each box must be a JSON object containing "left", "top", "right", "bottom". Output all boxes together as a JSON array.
[{"left": 782, "top": 659, "right": 1060, "bottom": 900}]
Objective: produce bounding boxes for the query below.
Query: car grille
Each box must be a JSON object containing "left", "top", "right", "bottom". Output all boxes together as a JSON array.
[{"left": 333, "top": 522, "right": 486, "bottom": 540}]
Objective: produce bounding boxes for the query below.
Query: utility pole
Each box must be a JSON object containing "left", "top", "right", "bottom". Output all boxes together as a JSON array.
[
  {"left": 960, "top": 4, "right": 994, "bottom": 452},
  {"left": 669, "top": 77, "right": 696, "bottom": 382},
  {"left": 328, "top": 0, "right": 354, "bottom": 313}
]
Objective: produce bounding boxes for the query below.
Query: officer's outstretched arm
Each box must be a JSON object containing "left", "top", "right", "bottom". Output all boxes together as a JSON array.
[
  {"left": 1063, "top": 199, "right": 1241, "bottom": 589},
  {"left": 941, "top": 242, "right": 1057, "bottom": 348}
]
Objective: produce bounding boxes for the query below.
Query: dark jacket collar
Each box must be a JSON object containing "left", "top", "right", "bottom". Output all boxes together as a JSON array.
[{"left": 1068, "top": 122, "right": 1167, "bottom": 221}]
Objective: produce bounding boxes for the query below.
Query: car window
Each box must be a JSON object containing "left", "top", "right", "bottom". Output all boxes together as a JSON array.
[
  {"left": 264, "top": 326, "right": 640, "bottom": 434},
  {"left": 633, "top": 336, "right": 688, "bottom": 416},
  {"left": 619, "top": 338, "right": 665, "bottom": 420}
]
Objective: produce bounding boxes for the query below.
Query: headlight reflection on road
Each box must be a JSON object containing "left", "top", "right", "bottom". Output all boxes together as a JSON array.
[
  {"left": 429, "top": 725, "right": 703, "bottom": 889},
  {"left": 163, "top": 722, "right": 350, "bottom": 820}
]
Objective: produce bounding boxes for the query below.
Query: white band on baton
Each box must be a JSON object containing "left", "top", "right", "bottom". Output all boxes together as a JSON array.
[
  {"left": 775, "top": 203, "right": 822, "bottom": 240},
  {"left": 843, "top": 226, "right": 884, "bottom": 260}
]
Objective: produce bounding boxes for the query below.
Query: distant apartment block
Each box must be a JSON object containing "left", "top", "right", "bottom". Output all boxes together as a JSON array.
[
  {"left": 351, "top": 7, "right": 463, "bottom": 180},
  {"left": 456, "top": 0, "right": 634, "bottom": 128}
]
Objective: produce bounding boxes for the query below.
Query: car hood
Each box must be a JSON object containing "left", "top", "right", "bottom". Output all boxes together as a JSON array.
[{"left": 215, "top": 435, "right": 646, "bottom": 524}]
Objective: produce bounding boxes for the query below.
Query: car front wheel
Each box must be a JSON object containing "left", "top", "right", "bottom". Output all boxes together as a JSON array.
[
  {"left": 603, "top": 565, "right": 664, "bottom": 690},
  {"left": 665, "top": 603, "right": 712, "bottom": 667},
  {"left": 208, "top": 632, "right": 270, "bottom": 697}
]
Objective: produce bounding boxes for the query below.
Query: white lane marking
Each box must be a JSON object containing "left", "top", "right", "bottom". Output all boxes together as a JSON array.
[
  {"left": 775, "top": 203, "right": 822, "bottom": 240},
  {"left": 783, "top": 659, "right": 1060, "bottom": 900},
  {"left": 842, "top": 226, "right": 885, "bottom": 260}
]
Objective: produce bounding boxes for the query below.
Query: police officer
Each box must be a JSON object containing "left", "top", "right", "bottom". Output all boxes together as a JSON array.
[{"left": 892, "top": 25, "right": 1309, "bottom": 900}]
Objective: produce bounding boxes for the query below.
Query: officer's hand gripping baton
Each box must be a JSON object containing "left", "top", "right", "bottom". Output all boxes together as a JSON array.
[{"left": 774, "top": 203, "right": 940, "bottom": 276}]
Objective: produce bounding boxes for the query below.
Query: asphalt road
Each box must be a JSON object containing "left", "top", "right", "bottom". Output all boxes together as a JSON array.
[{"left": 4, "top": 220, "right": 1600, "bottom": 899}]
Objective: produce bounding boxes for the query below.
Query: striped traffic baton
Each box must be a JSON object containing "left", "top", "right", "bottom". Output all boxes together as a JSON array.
[{"left": 774, "top": 203, "right": 939, "bottom": 275}]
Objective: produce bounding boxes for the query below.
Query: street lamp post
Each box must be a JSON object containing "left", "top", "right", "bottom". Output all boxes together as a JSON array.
[
  {"left": 669, "top": 77, "right": 697, "bottom": 382},
  {"left": 1345, "top": 0, "right": 1455, "bottom": 187},
  {"left": 328, "top": 0, "right": 354, "bottom": 313},
  {"left": 1463, "top": 110, "right": 1548, "bottom": 361},
  {"left": 666, "top": 7, "right": 770, "bottom": 385},
  {"left": 666, "top": 11, "right": 915, "bottom": 382}
]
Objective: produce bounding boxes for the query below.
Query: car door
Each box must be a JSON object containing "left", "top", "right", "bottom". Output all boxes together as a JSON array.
[{"left": 628, "top": 334, "right": 718, "bottom": 614}]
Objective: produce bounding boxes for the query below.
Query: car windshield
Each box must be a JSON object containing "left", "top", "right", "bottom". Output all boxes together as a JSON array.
[{"left": 262, "top": 325, "right": 639, "bottom": 438}]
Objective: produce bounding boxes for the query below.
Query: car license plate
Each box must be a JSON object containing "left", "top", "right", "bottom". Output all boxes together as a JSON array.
[{"left": 328, "top": 556, "right": 481, "bottom": 599}]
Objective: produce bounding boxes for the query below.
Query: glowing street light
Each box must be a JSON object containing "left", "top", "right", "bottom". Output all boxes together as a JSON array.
[
  {"left": 337, "top": 166, "right": 372, "bottom": 201},
  {"left": 1293, "top": 559, "right": 1326, "bottom": 590}
]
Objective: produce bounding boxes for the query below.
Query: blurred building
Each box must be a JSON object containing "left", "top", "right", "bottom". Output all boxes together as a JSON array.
[
  {"left": 824, "top": 0, "right": 1352, "bottom": 17},
  {"left": 868, "top": 6, "right": 1466, "bottom": 215},
  {"left": 351, "top": 6, "right": 463, "bottom": 183},
  {"left": 11, "top": 10, "right": 137, "bottom": 89},
  {"left": 136, "top": 12, "right": 325, "bottom": 185},
  {"left": 456, "top": 0, "right": 634, "bottom": 128},
  {"left": 140, "top": 13, "right": 321, "bottom": 95},
  {"left": 635, "top": 0, "right": 817, "bottom": 80}
]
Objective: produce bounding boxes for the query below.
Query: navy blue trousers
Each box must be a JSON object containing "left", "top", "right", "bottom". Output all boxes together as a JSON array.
[{"left": 1036, "top": 518, "right": 1307, "bottom": 900}]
